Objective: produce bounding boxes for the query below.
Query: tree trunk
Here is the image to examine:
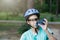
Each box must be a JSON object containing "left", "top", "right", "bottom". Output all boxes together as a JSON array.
[
  {"left": 56, "top": 0, "right": 58, "bottom": 17},
  {"left": 58, "top": 0, "right": 60, "bottom": 14},
  {"left": 50, "top": 0, "right": 52, "bottom": 13},
  {"left": 27, "top": 0, "right": 34, "bottom": 9},
  {"left": 39, "top": 0, "right": 44, "bottom": 6}
]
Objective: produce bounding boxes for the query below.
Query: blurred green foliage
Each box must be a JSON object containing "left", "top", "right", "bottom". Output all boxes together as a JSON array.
[
  {"left": 0, "top": 12, "right": 25, "bottom": 21},
  {"left": 34, "top": 0, "right": 60, "bottom": 14},
  {"left": 0, "top": 0, "right": 60, "bottom": 22},
  {"left": 50, "top": 16, "right": 54, "bottom": 22},
  {"left": 0, "top": 12, "right": 60, "bottom": 21},
  {"left": 18, "top": 23, "right": 31, "bottom": 34},
  {"left": 0, "top": 23, "right": 18, "bottom": 31}
]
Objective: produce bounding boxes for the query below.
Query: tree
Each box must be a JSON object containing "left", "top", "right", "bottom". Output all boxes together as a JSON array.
[
  {"left": 27, "top": 0, "right": 34, "bottom": 9},
  {"left": 56, "top": 0, "right": 59, "bottom": 17},
  {"left": 39, "top": 0, "right": 44, "bottom": 7},
  {"left": 56, "top": 0, "right": 60, "bottom": 17}
]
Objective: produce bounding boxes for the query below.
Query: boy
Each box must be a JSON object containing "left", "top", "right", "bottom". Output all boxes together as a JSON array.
[{"left": 20, "top": 8, "right": 56, "bottom": 40}]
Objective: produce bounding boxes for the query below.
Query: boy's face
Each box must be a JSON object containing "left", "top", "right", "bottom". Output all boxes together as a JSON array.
[{"left": 27, "top": 15, "right": 39, "bottom": 28}]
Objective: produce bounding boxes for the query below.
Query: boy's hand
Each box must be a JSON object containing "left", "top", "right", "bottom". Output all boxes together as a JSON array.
[{"left": 38, "top": 18, "right": 48, "bottom": 30}]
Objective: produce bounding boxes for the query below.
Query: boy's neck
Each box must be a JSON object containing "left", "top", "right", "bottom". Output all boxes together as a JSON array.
[{"left": 31, "top": 28, "right": 38, "bottom": 34}]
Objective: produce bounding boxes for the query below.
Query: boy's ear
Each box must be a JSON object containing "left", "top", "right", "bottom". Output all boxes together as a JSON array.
[{"left": 27, "top": 21, "right": 29, "bottom": 24}]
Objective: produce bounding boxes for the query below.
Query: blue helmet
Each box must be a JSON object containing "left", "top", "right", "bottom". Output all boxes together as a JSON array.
[{"left": 24, "top": 8, "right": 39, "bottom": 18}]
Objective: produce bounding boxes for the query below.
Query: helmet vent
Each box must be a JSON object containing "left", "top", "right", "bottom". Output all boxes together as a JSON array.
[
  {"left": 32, "top": 10, "right": 33, "bottom": 12},
  {"left": 28, "top": 11, "right": 30, "bottom": 13}
]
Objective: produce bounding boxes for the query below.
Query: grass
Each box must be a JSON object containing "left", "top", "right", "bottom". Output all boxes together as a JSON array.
[
  {"left": 40, "top": 12, "right": 60, "bottom": 22},
  {"left": 0, "top": 12, "right": 60, "bottom": 22},
  {"left": 0, "top": 12, "right": 25, "bottom": 21},
  {"left": 0, "top": 23, "right": 20, "bottom": 31}
]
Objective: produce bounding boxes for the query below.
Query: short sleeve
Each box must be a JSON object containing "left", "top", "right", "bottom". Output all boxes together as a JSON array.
[
  {"left": 43, "top": 32, "right": 49, "bottom": 40},
  {"left": 20, "top": 34, "right": 26, "bottom": 40},
  {"left": 45, "top": 34, "right": 49, "bottom": 40},
  {"left": 44, "top": 28, "right": 54, "bottom": 40}
]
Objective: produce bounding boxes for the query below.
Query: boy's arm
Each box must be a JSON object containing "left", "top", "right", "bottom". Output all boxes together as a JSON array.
[
  {"left": 38, "top": 18, "right": 57, "bottom": 40},
  {"left": 45, "top": 29, "right": 57, "bottom": 40}
]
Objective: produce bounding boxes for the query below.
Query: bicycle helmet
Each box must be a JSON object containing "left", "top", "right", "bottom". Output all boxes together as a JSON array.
[{"left": 24, "top": 8, "right": 40, "bottom": 20}]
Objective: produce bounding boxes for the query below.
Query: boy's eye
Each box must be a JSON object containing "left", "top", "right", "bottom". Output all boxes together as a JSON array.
[{"left": 28, "top": 18, "right": 38, "bottom": 21}]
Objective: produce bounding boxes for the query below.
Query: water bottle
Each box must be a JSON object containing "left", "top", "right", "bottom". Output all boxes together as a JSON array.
[{"left": 36, "top": 18, "right": 45, "bottom": 27}]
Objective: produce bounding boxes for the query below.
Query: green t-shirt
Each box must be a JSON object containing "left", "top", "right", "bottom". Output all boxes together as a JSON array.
[{"left": 20, "top": 27, "right": 53, "bottom": 40}]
